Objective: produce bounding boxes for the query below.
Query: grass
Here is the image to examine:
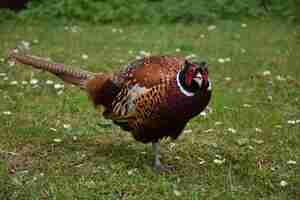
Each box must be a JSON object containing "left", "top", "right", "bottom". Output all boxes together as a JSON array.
[{"left": 0, "top": 18, "right": 300, "bottom": 199}]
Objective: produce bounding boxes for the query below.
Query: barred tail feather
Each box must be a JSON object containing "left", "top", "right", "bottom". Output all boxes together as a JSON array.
[{"left": 8, "top": 51, "right": 95, "bottom": 89}]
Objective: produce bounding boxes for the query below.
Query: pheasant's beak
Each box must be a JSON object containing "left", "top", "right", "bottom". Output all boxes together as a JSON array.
[{"left": 193, "top": 72, "right": 203, "bottom": 87}]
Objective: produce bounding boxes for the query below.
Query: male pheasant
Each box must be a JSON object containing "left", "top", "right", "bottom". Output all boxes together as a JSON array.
[{"left": 8, "top": 51, "right": 212, "bottom": 171}]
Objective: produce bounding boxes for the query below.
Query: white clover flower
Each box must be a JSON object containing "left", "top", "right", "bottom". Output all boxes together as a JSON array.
[
  {"left": 185, "top": 54, "right": 197, "bottom": 59},
  {"left": 214, "top": 121, "right": 223, "bottom": 126},
  {"left": 183, "top": 129, "right": 192, "bottom": 134},
  {"left": 243, "top": 104, "right": 252, "bottom": 108},
  {"left": 57, "top": 90, "right": 64, "bottom": 95},
  {"left": 287, "top": 120, "right": 296, "bottom": 125},
  {"left": 63, "top": 124, "right": 71, "bottom": 129},
  {"left": 208, "top": 25, "right": 216, "bottom": 31},
  {"left": 33, "top": 39, "right": 39, "bottom": 44},
  {"left": 241, "top": 23, "right": 247, "bottom": 28},
  {"left": 3, "top": 77, "right": 9, "bottom": 81},
  {"left": 53, "top": 138, "right": 62, "bottom": 143},
  {"left": 280, "top": 180, "right": 288, "bottom": 187},
  {"left": 255, "top": 128, "right": 263, "bottom": 133},
  {"left": 200, "top": 34, "right": 205, "bottom": 38},
  {"left": 3, "top": 111, "right": 12, "bottom": 115},
  {"left": 22, "top": 81, "right": 28, "bottom": 85},
  {"left": 0, "top": 73, "right": 6, "bottom": 76},
  {"left": 173, "top": 190, "right": 182, "bottom": 196},
  {"left": 10, "top": 81, "right": 18, "bottom": 85},
  {"left": 46, "top": 80, "right": 54, "bottom": 85},
  {"left": 224, "top": 57, "right": 231, "bottom": 62},
  {"left": 21, "top": 40, "right": 30, "bottom": 49},
  {"left": 139, "top": 50, "right": 150, "bottom": 57},
  {"left": 175, "top": 48, "right": 181, "bottom": 52},
  {"left": 50, "top": 127, "right": 57, "bottom": 132},
  {"left": 262, "top": 70, "right": 271, "bottom": 76},
  {"left": 218, "top": 58, "right": 225, "bottom": 63},
  {"left": 54, "top": 83, "right": 64, "bottom": 89},
  {"left": 276, "top": 75, "right": 286, "bottom": 81},
  {"left": 8, "top": 60, "right": 15, "bottom": 67},
  {"left": 224, "top": 77, "right": 232, "bottom": 81},
  {"left": 30, "top": 79, "right": 39, "bottom": 85},
  {"left": 135, "top": 55, "right": 142, "bottom": 60},
  {"left": 213, "top": 158, "right": 226, "bottom": 165},
  {"left": 199, "top": 111, "right": 207, "bottom": 117},
  {"left": 227, "top": 128, "right": 237, "bottom": 133},
  {"left": 203, "top": 128, "right": 214, "bottom": 133},
  {"left": 287, "top": 160, "right": 297, "bottom": 165},
  {"left": 81, "top": 54, "right": 88, "bottom": 60}
]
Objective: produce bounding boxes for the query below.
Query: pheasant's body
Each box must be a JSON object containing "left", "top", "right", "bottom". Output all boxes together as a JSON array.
[{"left": 9, "top": 51, "right": 212, "bottom": 171}]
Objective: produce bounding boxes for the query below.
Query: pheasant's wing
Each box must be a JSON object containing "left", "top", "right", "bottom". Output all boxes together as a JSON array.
[{"left": 113, "top": 56, "right": 185, "bottom": 88}]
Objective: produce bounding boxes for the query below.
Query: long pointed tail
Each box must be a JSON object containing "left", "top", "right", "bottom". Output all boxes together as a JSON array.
[{"left": 8, "top": 50, "right": 95, "bottom": 89}]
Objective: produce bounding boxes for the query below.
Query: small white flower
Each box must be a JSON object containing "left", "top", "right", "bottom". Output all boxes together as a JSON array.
[
  {"left": 139, "top": 50, "right": 150, "bottom": 57},
  {"left": 241, "top": 23, "right": 247, "bottom": 28},
  {"left": 241, "top": 48, "right": 246, "bottom": 53},
  {"left": 135, "top": 55, "right": 142, "bottom": 60},
  {"left": 22, "top": 81, "right": 28, "bottom": 85},
  {"left": 200, "top": 34, "right": 205, "bottom": 38},
  {"left": 0, "top": 73, "right": 6, "bottom": 76},
  {"left": 73, "top": 136, "right": 78, "bottom": 141},
  {"left": 207, "top": 25, "right": 216, "bottom": 31},
  {"left": 21, "top": 40, "right": 30, "bottom": 49},
  {"left": 112, "top": 28, "right": 117, "bottom": 33},
  {"left": 262, "top": 70, "right": 271, "bottom": 76},
  {"left": 175, "top": 48, "right": 181, "bottom": 52},
  {"left": 275, "top": 125, "right": 282, "bottom": 129},
  {"left": 183, "top": 129, "right": 192, "bottom": 134},
  {"left": 53, "top": 138, "right": 62, "bottom": 143},
  {"left": 255, "top": 128, "right": 262, "bottom": 133},
  {"left": 280, "top": 180, "right": 288, "bottom": 187},
  {"left": 3, "top": 76, "right": 8, "bottom": 80},
  {"left": 8, "top": 60, "right": 15, "bottom": 67},
  {"left": 10, "top": 81, "right": 18, "bottom": 85},
  {"left": 199, "top": 111, "right": 207, "bottom": 117},
  {"left": 276, "top": 75, "right": 286, "bottom": 81},
  {"left": 287, "top": 160, "right": 297, "bottom": 165},
  {"left": 81, "top": 54, "right": 88, "bottom": 60},
  {"left": 33, "top": 39, "right": 39, "bottom": 44},
  {"left": 224, "top": 57, "right": 231, "bottom": 62},
  {"left": 173, "top": 190, "right": 182, "bottom": 196},
  {"left": 185, "top": 54, "right": 196, "bottom": 59},
  {"left": 57, "top": 90, "right": 64, "bottom": 95},
  {"left": 30, "top": 79, "right": 39, "bottom": 85},
  {"left": 46, "top": 80, "right": 54, "bottom": 85},
  {"left": 54, "top": 83, "right": 64, "bottom": 89},
  {"left": 63, "top": 124, "right": 71, "bottom": 129},
  {"left": 203, "top": 128, "right": 214, "bottom": 133},
  {"left": 214, "top": 121, "right": 223, "bottom": 126},
  {"left": 243, "top": 104, "right": 252, "bottom": 108},
  {"left": 213, "top": 158, "right": 226, "bottom": 165},
  {"left": 227, "top": 128, "right": 237, "bottom": 133},
  {"left": 287, "top": 120, "right": 296, "bottom": 125},
  {"left": 218, "top": 58, "right": 225, "bottom": 63},
  {"left": 224, "top": 77, "right": 232, "bottom": 81},
  {"left": 3, "top": 111, "right": 12, "bottom": 115},
  {"left": 50, "top": 128, "right": 57, "bottom": 132}
]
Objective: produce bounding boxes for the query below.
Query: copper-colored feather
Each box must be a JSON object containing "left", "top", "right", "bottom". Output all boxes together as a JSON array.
[{"left": 9, "top": 52, "right": 212, "bottom": 172}]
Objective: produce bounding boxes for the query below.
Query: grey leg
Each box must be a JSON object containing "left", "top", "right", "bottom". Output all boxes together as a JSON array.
[
  {"left": 152, "top": 141, "right": 175, "bottom": 172},
  {"left": 152, "top": 142, "right": 161, "bottom": 168}
]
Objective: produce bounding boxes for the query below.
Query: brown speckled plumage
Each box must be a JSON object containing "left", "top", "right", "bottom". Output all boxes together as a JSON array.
[{"left": 9, "top": 51, "right": 212, "bottom": 171}]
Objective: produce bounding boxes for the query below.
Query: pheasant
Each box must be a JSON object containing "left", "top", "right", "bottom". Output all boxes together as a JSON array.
[{"left": 8, "top": 50, "right": 212, "bottom": 171}]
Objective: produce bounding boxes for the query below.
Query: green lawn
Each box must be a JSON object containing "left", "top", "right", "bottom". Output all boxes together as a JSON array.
[{"left": 0, "top": 18, "right": 299, "bottom": 200}]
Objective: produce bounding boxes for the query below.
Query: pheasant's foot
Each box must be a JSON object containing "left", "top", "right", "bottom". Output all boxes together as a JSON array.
[{"left": 152, "top": 141, "right": 176, "bottom": 173}]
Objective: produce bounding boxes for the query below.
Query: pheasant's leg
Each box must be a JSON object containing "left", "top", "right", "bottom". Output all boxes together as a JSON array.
[
  {"left": 152, "top": 142, "right": 175, "bottom": 172},
  {"left": 152, "top": 142, "right": 162, "bottom": 168}
]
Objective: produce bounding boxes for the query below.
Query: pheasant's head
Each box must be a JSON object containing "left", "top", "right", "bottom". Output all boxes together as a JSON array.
[{"left": 179, "top": 60, "right": 211, "bottom": 93}]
